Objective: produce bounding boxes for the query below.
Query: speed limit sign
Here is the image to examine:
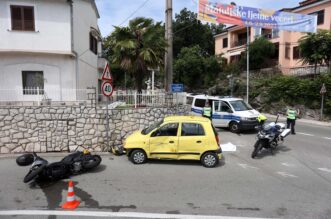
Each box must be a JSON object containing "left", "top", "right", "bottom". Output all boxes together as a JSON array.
[{"left": 101, "top": 81, "right": 113, "bottom": 97}]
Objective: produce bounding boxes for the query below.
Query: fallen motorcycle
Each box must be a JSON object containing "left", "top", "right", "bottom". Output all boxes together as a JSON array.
[{"left": 16, "top": 150, "right": 102, "bottom": 183}]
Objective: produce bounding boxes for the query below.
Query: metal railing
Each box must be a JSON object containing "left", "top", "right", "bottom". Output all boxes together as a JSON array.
[
  {"left": 98, "top": 92, "right": 187, "bottom": 109},
  {"left": 0, "top": 88, "right": 88, "bottom": 103}
]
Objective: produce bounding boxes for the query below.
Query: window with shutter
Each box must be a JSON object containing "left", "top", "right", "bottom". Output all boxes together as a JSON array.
[{"left": 10, "top": 5, "right": 35, "bottom": 31}]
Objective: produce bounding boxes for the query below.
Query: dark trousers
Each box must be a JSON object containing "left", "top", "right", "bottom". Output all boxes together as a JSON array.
[{"left": 287, "top": 119, "right": 296, "bottom": 134}]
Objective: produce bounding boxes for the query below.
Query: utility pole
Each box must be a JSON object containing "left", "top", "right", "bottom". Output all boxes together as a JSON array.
[
  {"left": 165, "top": 0, "right": 173, "bottom": 92},
  {"left": 246, "top": 26, "right": 250, "bottom": 104}
]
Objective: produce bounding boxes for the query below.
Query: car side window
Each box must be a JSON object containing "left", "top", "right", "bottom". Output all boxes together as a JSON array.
[
  {"left": 181, "top": 123, "right": 205, "bottom": 136},
  {"left": 221, "top": 101, "right": 231, "bottom": 112},
  {"left": 194, "top": 99, "right": 206, "bottom": 108},
  {"left": 155, "top": 123, "right": 178, "bottom": 137}
]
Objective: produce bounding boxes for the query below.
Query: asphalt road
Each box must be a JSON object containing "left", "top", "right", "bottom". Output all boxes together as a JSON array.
[{"left": 0, "top": 120, "right": 330, "bottom": 219}]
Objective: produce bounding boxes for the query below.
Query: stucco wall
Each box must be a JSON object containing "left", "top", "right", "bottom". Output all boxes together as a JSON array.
[
  {"left": 0, "top": 0, "right": 71, "bottom": 53},
  {"left": 0, "top": 53, "right": 76, "bottom": 101}
]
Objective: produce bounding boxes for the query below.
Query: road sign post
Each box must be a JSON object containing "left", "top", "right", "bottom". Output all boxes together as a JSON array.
[
  {"left": 171, "top": 84, "right": 184, "bottom": 115},
  {"left": 101, "top": 62, "right": 113, "bottom": 152},
  {"left": 320, "top": 83, "right": 327, "bottom": 120}
]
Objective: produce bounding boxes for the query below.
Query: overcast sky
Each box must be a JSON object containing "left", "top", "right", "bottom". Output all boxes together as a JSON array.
[{"left": 95, "top": 0, "right": 302, "bottom": 37}]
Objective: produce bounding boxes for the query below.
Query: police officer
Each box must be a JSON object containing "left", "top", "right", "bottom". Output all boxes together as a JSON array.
[
  {"left": 287, "top": 107, "right": 297, "bottom": 134},
  {"left": 203, "top": 100, "right": 212, "bottom": 120},
  {"left": 257, "top": 114, "right": 267, "bottom": 127}
]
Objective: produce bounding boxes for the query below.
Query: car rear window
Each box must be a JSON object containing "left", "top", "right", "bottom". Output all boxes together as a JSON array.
[{"left": 181, "top": 123, "right": 205, "bottom": 136}]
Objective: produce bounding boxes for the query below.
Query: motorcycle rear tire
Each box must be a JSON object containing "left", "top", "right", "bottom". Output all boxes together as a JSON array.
[
  {"left": 82, "top": 155, "right": 102, "bottom": 170},
  {"left": 23, "top": 165, "right": 45, "bottom": 183},
  {"left": 251, "top": 141, "right": 263, "bottom": 159}
]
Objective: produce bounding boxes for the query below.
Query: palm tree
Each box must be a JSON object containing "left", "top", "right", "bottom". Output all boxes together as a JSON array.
[{"left": 107, "top": 17, "right": 167, "bottom": 93}]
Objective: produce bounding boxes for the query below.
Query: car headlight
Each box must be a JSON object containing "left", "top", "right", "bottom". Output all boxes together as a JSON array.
[{"left": 241, "top": 117, "right": 249, "bottom": 121}]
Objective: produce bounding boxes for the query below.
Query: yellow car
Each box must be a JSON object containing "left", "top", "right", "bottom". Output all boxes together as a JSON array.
[{"left": 123, "top": 116, "right": 222, "bottom": 168}]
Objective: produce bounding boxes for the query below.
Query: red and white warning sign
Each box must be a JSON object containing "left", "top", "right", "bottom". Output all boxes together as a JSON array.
[
  {"left": 320, "top": 83, "right": 327, "bottom": 95},
  {"left": 101, "top": 62, "right": 112, "bottom": 82}
]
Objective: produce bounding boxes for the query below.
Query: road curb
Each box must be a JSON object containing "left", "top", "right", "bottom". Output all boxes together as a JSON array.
[{"left": 264, "top": 113, "right": 331, "bottom": 127}]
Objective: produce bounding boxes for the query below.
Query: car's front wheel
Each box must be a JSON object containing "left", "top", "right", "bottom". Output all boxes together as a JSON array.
[
  {"left": 229, "top": 122, "right": 240, "bottom": 133},
  {"left": 201, "top": 152, "right": 219, "bottom": 168},
  {"left": 130, "top": 149, "right": 147, "bottom": 165}
]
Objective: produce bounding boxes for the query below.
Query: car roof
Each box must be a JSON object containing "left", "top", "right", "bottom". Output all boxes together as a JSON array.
[
  {"left": 164, "top": 116, "right": 210, "bottom": 123},
  {"left": 192, "top": 95, "right": 243, "bottom": 101}
]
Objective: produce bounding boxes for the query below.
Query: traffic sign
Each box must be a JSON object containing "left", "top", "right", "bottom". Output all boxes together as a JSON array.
[
  {"left": 171, "top": 84, "right": 184, "bottom": 93},
  {"left": 101, "top": 81, "right": 113, "bottom": 97},
  {"left": 320, "top": 83, "right": 327, "bottom": 95},
  {"left": 101, "top": 62, "right": 112, "bottom": 82}
]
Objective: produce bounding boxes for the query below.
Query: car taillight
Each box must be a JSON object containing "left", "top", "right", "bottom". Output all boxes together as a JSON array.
[{"left": 216, "top": 134, "right": 220, "bottom": 145}]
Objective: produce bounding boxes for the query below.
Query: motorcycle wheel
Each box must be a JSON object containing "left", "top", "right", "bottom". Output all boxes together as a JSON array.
[
  {"left": 82, "top": 155, "right": 102, "bottom": 170},
  {"left": 251, "top": 141, "right": 263, "bottom": 159},
  {"left": 23, "top": 164, "right": 46, "bottom": 183}
]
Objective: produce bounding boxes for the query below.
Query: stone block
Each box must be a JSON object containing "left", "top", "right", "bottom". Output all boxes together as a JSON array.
[
  {"left": 0, "top": 137, "right": 11, "bottom": 143},
  {"left": 12, "top": 146, "right": 24, "bottom": 153},
  {"left": 0, "top": 109, "right": 9, "bottom": 116},
  {"left": 0, "top": 147, "right": 10, "bottom": 154},
  {"left": 68, "top": 130, "right": 75, "bottom": 136},
  {"left": 36, "top": 114, "right": 45, "bottom": 120},
  {"left": 4, "top": 116, "right": 13, "bottom": 121}
]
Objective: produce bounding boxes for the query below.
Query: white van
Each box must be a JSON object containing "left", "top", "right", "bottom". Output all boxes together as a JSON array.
[{"left": 189, "top": 95, "right": 260, "bottom": 132}]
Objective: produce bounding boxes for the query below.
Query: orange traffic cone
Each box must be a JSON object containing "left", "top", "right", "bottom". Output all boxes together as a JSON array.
[{"left": 61, "top": 180, "right": 80, "bottom": 210}]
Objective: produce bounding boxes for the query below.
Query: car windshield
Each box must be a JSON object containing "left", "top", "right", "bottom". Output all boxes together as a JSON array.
[
  {"left": 141, "top": 120, "right": 163, "bottom": 135},
  {"left": 229, "top": 100, "right": 253, "bottom": 111}
]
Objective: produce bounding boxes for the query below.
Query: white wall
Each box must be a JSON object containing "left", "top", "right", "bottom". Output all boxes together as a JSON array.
[
  {"left": 73, "top": 0, "right": 99, "bottom": 91},
  {"left": 0, "top": 0, "right": 71, "bottom": 53},
  {"left": 0, "top": 53, "right": 76, "bottom": 101}
]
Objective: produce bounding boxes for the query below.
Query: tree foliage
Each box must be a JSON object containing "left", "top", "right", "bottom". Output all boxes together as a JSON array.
[
  {"left": 240, "top": 37, "right": 275, "bottom": 70},
  {"left": 299, "top": 30, "right": 331, "bottom": 74},
  {"left": 174, "top": 45, "right": 224, "bottom": 90},
  {"left": 104, "top": 17, "right": 167, "bottom": 93},
  {"left": 173, "top": 8, "right": 224, "bottom": 58}
]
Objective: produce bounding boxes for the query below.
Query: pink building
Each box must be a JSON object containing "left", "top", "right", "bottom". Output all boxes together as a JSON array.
[{"left": 214, "top": 0, "right": 331, "bottom": 75}]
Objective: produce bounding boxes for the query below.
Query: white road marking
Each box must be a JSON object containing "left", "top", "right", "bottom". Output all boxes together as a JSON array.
[
  {"left": 323, "top": 137, "right": 331, "bottom": 140},
  {"left": 0, "top": 210, "right": 275, "bottom": 219},
  {"left": 238, "top": 163, "right": 258, "bottom": 169},
  {"left": 277, "top": 172, "right": 298, "bottom": 178},
  {"left": 297, "top": 132, "right": 314, "bottom": 136},
  {"left": 281, "top": 162, "right": 295, "bottom": 167},
  {"left": 318, "top": 168, "right": 331, "bottom": 173}
]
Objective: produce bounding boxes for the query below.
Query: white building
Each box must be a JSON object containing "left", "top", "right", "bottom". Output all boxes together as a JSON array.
[{"left": 0, "top": 0, "right": 104, "bottom": 102}]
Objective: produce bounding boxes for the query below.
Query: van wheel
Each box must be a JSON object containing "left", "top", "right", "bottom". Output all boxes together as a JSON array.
[
  {"left": 130, "top": 149, "right": 147, "bottom": 164},
  {"left": 229, "top": 122, "right": 240, "bottom": 133},
  {"left": 201, "top": 152, "right": 218, "bottom": 168}
]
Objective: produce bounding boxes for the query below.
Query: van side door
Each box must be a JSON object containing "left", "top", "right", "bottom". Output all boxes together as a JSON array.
[{"left": 212, "top": 101, "right": 233, "bottom": 127}]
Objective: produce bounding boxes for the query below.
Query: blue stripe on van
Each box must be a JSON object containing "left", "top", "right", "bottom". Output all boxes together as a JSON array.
[
  {"left": 191, "top": 108, "right": 203, "bottom": 114},
  {"left": 212, "top": 114, "right": 241, "bottom": 121}
]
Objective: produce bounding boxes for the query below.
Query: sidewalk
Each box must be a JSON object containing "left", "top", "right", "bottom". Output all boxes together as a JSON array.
[{"left": 265, "top": 113, "right": 331, "bottom": 127}]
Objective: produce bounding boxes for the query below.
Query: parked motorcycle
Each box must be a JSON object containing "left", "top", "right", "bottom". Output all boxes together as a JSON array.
[
  {"left": 251, "top": 115, "right": 291, "bottom": 158},
  {"left": 16, "top": 150, "right": 102, "bottom": 183}
]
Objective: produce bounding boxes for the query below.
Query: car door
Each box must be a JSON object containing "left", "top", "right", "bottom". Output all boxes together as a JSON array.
[
  {"left": 149, "top": 123, "right": 179, "bottom": 159},
  {"left": 178, "top": 122, "right": 208, "bottom": 160},
  {"left": 212, "top": 101, "right": 233, "bottom": 127}
]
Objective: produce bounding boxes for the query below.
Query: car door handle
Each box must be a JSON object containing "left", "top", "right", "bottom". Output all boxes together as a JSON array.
[
  {"left": 196, "top": 140, "right": 202, "bottom": 143},
  {"left": 169, "top": 141, "right": 174, "bottom": 144}
]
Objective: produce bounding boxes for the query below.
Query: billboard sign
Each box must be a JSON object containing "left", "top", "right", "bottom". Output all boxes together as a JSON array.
[{"left": 198, "top": 0, "right": 317, "bottom": 33}]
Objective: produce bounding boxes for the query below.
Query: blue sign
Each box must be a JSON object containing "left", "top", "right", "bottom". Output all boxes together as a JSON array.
[{"left": 171, "top": 84, "right": 184, "bottom": 93}]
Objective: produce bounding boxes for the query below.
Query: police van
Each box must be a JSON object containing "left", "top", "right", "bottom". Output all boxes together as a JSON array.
[{"left": 189, "top": 95, "right": 260, "bottom": 132}]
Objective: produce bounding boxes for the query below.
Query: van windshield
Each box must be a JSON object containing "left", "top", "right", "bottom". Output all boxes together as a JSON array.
[
  {"left": 229, "top": 100, "right": 253, "bottom": 111},
  {"left": 141, "top": 120, "right": 163, "bottom": 135}
]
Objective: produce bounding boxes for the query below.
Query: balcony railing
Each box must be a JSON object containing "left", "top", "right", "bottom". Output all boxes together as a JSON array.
[{"left": 231, "top": 39, "right": 247, "bottom": 48}]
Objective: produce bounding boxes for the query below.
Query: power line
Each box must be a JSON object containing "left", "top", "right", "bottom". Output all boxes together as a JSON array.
[{"left": 118, "top": 0, "right": 151, "bottom": 26}]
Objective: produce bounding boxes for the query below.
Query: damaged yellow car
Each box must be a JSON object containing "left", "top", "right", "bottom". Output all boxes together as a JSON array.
[{"left": 123, "top": 116, "right": 222, "bottom": 168}]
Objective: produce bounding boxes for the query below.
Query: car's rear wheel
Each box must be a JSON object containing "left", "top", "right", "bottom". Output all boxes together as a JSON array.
[
  {"left": 130, "top": 150, "right": 147, "bottom": 165},
  {"left": 229, "top": 122, "right": 240, "bottom": 133},
  {"left": 201, "top": 152, "right": 218, "bottom": 168}
]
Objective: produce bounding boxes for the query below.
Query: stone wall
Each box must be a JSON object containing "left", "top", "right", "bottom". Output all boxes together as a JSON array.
[{"left": 0, "top": 88, "right": 190, "bottom": 154}]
